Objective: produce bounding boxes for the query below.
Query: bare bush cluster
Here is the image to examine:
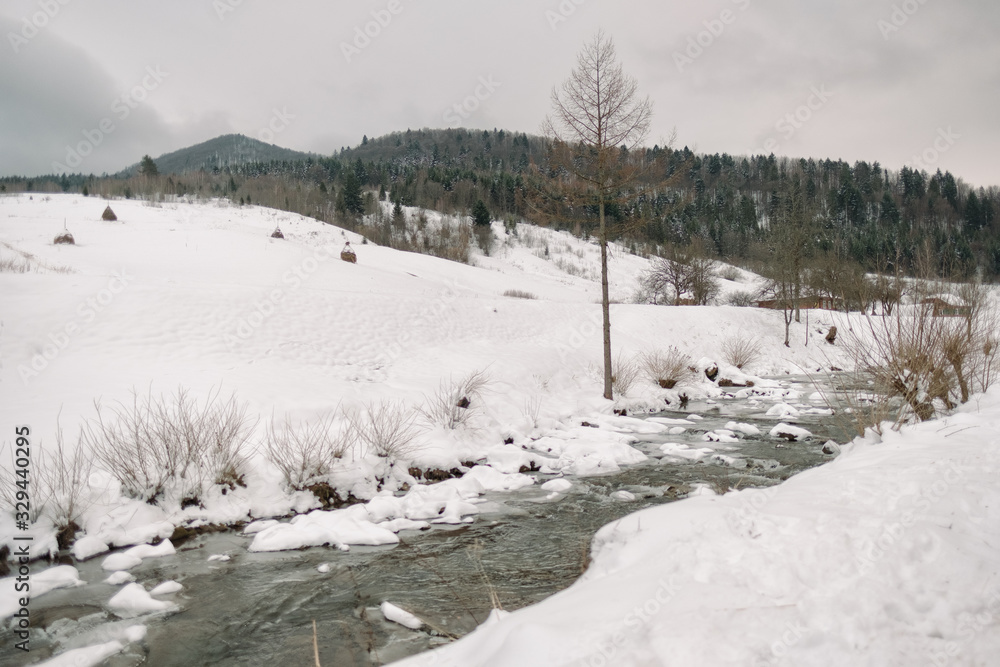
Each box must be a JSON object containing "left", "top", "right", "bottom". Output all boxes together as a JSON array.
[
  {"left": 842, "top": 290, "right": 999, "bottom": 429},
  {"left": 81, "top": 388, "right": 256, "bottom": 504},
  {"left": 349, "top": 400, "right": 419, "bottom": 461},
  {"left": 723, "top": 290, "right": 758, "bottom": 308},
  {"left": 716, "top": 265, "right": 743, "bottom": 282},
  {"left": 722, "top": 335, "right": 763, "bottom": 370},
  {"left": 637, "top": 244, "right": 720, "bottom": 306},
  {"left": 611, "top": 352, "right": 641, "bottom": 396},
  {"left": 263, "top": 411, "right": 354, "bottom": 491},
  {"left": 641, "top": 347, "right": 695, "bottom": 389},
  {"left": 419, "top": 370, "right": 491, "bottom": 430},
  {"left": 503, "top": 289, "right": 537, "bottom": 300},
  {"left": 0, "top": 422, "right": 93, "bottom": 529}
]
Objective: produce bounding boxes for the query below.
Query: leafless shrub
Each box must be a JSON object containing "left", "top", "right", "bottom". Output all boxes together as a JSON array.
[
  {"left": 716, "top": 265, "right": 743, "bottom": 282},
  {"left": 0, "top": 421, "right": 94, "bottom": 528},
  {"left": 522, "top": 395, "right": 542, "bottom": 430},
  {"left": 721, "top": 335, "right": 763, "bottom": 370},
  {"left": 263, "top": 411, "right": 354, "bottom": 491},
  {"left": 638, "top": 243, "right": 720, "bottom": 306},
  {"left": 38, "top": 421, "right": 94, "bottom": 529},
  {"left": 611, "top": 352, "right": 640, "bottom": 396},
  {"left": 840, "top": 295, "right": 999, "bottom": 428},
  {"left": 724, "top": 290, "right": 758, "bottom": 308},
  {"left": 350, "top": 400, "right": 419, "bottom": 460},
  {"left": 641, "top": 347, "right": 695, "bottom": 389},
  {"left": 81, "top": 387, "right": 256, "bottom": 504},
  {"left": 419, "top": 370, "right": 491, "bottom": 430},
  {"left": 503, "top": 289, "right": 537, "bottom": 300}
]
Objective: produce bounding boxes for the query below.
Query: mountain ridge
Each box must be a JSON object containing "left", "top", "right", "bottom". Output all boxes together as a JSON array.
[{"left": 119, "top": 133, "right": 317, "bottom": 176}]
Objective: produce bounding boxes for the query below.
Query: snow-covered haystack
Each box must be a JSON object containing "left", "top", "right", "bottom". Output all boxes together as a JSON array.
[
  {"left": 341, "top": 242, "right": 357, "bottom": 263},
  {"left": 54, "top": 219, "right": 75, "bottom": 244},
  {"left": 102, "top": 205, "right": 118, "bottom": 221}
]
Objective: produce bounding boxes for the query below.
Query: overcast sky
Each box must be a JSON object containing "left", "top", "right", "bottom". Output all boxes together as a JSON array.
[{"left": 2, "top": 0, "right": 998, "bottom": 187}]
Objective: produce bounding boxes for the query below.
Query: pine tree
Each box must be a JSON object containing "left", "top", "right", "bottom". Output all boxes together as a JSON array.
[
  {"left": 342, "top": 171, "right": 364, "bottom": 216},
  {"left": 139, "top": 155, "right": 159, "bottom": 177},
  {"left": 472, "top": 199, "right": 491, "bottom": 227}
]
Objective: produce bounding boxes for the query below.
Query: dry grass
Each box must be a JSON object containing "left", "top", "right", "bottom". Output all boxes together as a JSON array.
[
  {"left": 0, "top": 242, "right": 73, "bottom": 274},
  {"left": 468, "top": 539, "right": 503, "bottom": 611},
  {"left": 0, "top": 254, "right": 32, "bottom": 273},
  {"left": 641, "top": 347, "right": 695, "bottom": 389},
  {"left": 81, "top": 387, "right": 256, "bottom": 504},
  {"left": 503, "top": 289, "right": 537, "bottom": 300},
  {"left": 721, "top": 335, "right": 763, "bottom": 370}
]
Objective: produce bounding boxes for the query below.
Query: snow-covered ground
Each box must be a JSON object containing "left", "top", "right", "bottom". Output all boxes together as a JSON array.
[
  {"left": 392, "top": 391, "right": 1000, "bottom": 666},
  {"left": 3, "top": 193, "right": 995, "bottom": 665}
]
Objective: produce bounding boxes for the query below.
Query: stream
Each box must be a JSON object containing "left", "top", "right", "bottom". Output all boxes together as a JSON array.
[{"left": 3, "top": 376, "right": 853, "bottom": 666}]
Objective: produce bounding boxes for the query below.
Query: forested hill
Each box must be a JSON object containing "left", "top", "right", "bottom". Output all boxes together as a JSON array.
[
  {"left": 119, "top": 134, "right": 316, "bottom": 176},
  {"left": 6, "top": 127, "right": 999, "bottom": 279},
  {"left": 296, "top": 128, "right": 1000, "bottom": 279}
]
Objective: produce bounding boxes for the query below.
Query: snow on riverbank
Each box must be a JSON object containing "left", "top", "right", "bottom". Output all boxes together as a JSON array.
[
  {"left": 0, "top": 192, "right": 886, "bottom": 664},
  {"left": 391, "top": 388, "right": 1000, "bottom": 667},
  {"left": 0, "top": 194, "right": 855, "bottom": 552}
]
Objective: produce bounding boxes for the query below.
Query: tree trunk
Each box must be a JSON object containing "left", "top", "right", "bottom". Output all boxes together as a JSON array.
[
  {"left": 794, "top": 276, "right": 801, "bottom": 323},
  {"left": 600, "top": 200, "right": 613, "bottom": 400}
]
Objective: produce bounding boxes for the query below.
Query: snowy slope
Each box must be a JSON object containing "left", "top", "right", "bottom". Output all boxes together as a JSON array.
[
  {"left": 391, "top": 392, "right": 1000, "bottom": 666},
  {"left": 1, "top": 193, "right": 849, "bottom": 454},
  {"left": 2, "top": 194, "right": 998, "bottom": 666}
]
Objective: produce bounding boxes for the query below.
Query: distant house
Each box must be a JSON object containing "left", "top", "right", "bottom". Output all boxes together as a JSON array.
[
  {"left": 757, "top": 296, "right": 842, "bottom": 311},
  {"left": 920, "top": 295, "right": 971, "bottom": 317}
]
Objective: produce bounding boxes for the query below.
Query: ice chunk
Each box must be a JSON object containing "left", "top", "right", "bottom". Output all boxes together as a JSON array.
[{"left": 381, "top": 601, "right": 424, "bottom": 630}]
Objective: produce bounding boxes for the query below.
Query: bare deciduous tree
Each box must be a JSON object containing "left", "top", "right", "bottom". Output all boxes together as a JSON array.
[
  {"left": 543, "top": 30, "right": 654, "bottom": 399},
  {"left": 639, "top": 242, "right": 719, "bottom": 306}
]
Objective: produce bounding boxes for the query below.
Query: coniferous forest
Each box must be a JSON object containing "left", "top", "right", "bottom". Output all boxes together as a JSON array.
[{"left": 3, "top": 127, "right": 998, "bottom": 281}]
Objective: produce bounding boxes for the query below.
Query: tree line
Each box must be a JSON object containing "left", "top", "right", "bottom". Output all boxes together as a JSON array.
[{"left": 3, "top": 128, "right": 999, "bottom": 281}]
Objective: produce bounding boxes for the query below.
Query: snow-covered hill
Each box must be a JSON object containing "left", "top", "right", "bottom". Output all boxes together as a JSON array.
[
  {"left": 1, "top": 193, "right": 846, "bottom": 450},
  {"left": 9, "top": 194, "right": 996, "bottom": 667}
]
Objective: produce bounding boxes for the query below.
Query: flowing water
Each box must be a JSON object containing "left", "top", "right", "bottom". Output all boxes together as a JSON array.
[{"left": 3, "top": 377, "right": 852, "bottom": 667}]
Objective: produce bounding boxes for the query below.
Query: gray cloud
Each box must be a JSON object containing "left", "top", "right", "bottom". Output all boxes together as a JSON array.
[{"left": 1, "top": 0, "right": 997, "bottom": 186}]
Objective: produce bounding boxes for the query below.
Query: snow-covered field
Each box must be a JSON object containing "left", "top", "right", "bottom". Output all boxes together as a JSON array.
[{"left": 1, "top": 193, "right": 996, "bottom": 665}]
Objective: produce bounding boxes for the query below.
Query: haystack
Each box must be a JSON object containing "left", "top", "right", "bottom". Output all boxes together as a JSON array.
[
  {"left": 54, "top": 219, "right": 75, "bottom": 245},
  {"left": 340, "top": 242, "right": 357, "bottom": 264},
  {"left": 102, "top": 205, "right": 117, "bottom": 221},
  {"left": 271, "top": 227, "right": 284, "bottom": 239}
]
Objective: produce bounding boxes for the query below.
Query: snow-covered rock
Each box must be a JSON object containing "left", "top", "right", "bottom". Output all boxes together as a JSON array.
[
  {"left": 107, "top": 583, "right": 176, "bottom": 617},
  {"left": 381, "top": 601, "right": 424, "bottom": 630},
  {"left": 769, "top": 423, "right": 813, "bottom": 441}
]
